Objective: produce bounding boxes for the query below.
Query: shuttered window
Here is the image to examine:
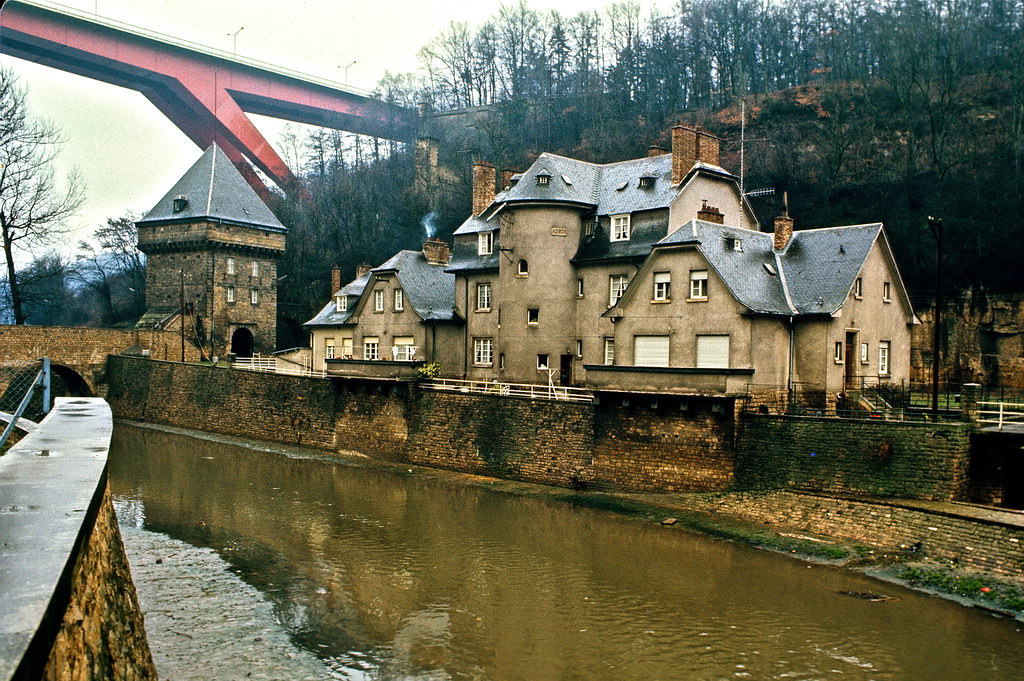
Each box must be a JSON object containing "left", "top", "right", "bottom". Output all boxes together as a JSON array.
[
  {"left": 696, "top": 335, "right": 730, "bottom": 369},
  {"left": 634, "top": 335, "right": 670, "bottom": 367}
]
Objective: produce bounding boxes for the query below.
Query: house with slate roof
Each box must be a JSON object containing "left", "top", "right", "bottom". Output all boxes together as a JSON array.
[
  {"left": 136, "top": 144, "right": 287, "bottom": 357},
  {"left": 304, "top": 240, "right": 462, "bottom": 377},
  {"left": 447, "top": 125, "right": 916, "bottom": 403}
]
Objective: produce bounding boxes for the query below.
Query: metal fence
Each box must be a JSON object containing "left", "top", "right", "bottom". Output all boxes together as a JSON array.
[
  {"left": 0, "top": 359, "right": 50, "bottom": 451},
  {"left": 231, "top": 355, "right": 326, "bottom": 378},
  {"left": 977, "top": 401, "right": 1024, "bottom": 432},
  {"left": 420, "top": 377, "right": 594, "bottom": 403},
  {"left": 741, "top": 379, "right": 966, "bottom": 421}
]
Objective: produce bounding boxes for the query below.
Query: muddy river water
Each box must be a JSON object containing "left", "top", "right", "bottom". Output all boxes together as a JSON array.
[{"left": 108, "top": 424, "right": 1022, "bottom": 681}]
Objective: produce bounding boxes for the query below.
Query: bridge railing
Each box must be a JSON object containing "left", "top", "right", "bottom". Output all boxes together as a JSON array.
[
  {"left": 977, "top": 400, "right": 1024, "bottom": 432},
  {"left": 231, "top": 356, "right": 326, "bottom": 379},
  {"left": 0, "top": 358, "right": 50, "bottom": 451}
]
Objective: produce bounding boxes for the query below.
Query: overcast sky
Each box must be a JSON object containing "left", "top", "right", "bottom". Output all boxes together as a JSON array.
[{"left": 1, "top": 0, "right": 666, "bottom": 252}]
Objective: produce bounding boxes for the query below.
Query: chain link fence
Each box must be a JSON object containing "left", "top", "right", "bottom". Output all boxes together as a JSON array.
[{"left": 0, "top": 361, "right": 48, "bottom": 454}]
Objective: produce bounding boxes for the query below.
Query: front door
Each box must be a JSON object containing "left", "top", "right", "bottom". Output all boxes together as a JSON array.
[
  {"left": 559, "top": 354, "right": 573, "bottom": 386},
  {"left": 845, "top": 331, "right": 857, "bottom": 389}
]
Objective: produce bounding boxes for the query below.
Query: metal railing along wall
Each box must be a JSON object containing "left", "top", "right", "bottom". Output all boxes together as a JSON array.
[{"left": 420, "top": 378, "right": 594, "bottom": 403}]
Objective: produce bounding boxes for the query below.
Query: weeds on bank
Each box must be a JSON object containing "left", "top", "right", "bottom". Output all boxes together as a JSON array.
[{"left": 898, "top": 566, "right": 1024, "bottom": 614}]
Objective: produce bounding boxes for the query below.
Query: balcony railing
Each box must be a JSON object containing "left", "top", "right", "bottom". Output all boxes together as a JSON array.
[
  {"left": 391, "top": 345, "right": 418, "bottom": 361},
  {"left": 420, "top": 378, "right": 594, "bottom": 403}
]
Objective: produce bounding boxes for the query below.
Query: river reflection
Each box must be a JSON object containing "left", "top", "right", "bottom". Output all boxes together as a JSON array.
[{"left": 109, "top": 424, "right": 1022, "bottom": 681}]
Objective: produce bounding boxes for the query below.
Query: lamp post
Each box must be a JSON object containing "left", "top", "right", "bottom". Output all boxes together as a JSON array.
[
  {"left": 341, "top": 60, "right": 357, "bottom": 82},
  {"left": 229, "top": 26, "right": 245, "bottom": 55},
  {"left": 927, "top": 216, "right": 943, "bottom": 415}
]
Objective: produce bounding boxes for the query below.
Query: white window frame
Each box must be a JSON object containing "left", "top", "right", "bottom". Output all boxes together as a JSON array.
[
  {"left": 604, "top": 338, "right": 615, "bottom": 365},
  {"left": 325, "top": 338, "right": 335, "bottom": 360},
  {"left": 226, "top": 257, "right": 235, "bottom": 275},
  {"left": 860, "top": 342, "right": 869, "bottom": 364},
  {"left": 336, "top": 296, "right": 346, "bottom": 313},
  {"left": 577, "top": 278, "right": 584, "bottom": 297},
  {"left": 374, "top": 289, "right": 384, "bottom": 312},
  {"left": 517, "top": 259, "right": 529, "bottom": 276},
  {"left": 883, "top": 281, "right": 892, "bottom": 303},
  {"left": 527, "top": 308, "right": 539, "bottom": 325},
  {"left": 853, "top": 277, "right": 863, "bottom": 299},
  {"left": 363, "top": 337, "right": 380, "bottom": 361},
  {"left": 251, "top": 261, "right": 259, "bottom": 277},
  {"left": 473, "top": 338, "right": 494, "bottom": 366},
  {"left": 340, "top": 337, "right": 353, "bottom": 359},
  {"left": 476, "top": 282, "right": 492, "bottom": 311},
  {"left": 689, "top": 270, "right": 708, "bottom": 300},
  {"left": 226, "top": 285, "right": 235, "bottom": 303},
  {"left": 394, "top": 288, "right": 404, "bottom": 311},
  {"left": 537, "top": 353, "right": 549, "bottom": 370},
  {"left": 609, "top": 274, "right": 628, "bottom": 307},
  {"left": 834, "top": 341, "right": 844, "bottom": 363},
  {"left": 653, "top": 272, "right": 671, "bottom": 301},
  {"left": 478, "top": 231, "right": 494, "bottom": 256},
  {"left": 611, "top": 214, "right": 630, "bottom": 242},
  {"left": 251, "top": 288, "right": 259, "bottom": 305},
  {"left": 392, "top": 337, "right": 416, "bottom": 361},
  {"left": 879, "top": 341, "right": 891, "bottom": 376},
  {"left": 576, "top": 340, "right": 583, "bottom": 358}
]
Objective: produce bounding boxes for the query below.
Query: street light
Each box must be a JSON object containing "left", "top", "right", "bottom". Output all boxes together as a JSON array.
[
  {"left": 927, "top": 215, "right": 943, "bottom": 415},
  {"left": 340, "top": 60, "right": 357, "bottom": 82},
  {"left": 229, "top": 26, "right": 245, "bottom": 55}
]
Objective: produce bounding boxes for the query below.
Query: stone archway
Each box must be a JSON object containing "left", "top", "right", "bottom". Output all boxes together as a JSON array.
[
  {"left": 231, "top": 328, "right": 255, "bottom": 357},
  {"left": 50, "top": 364, "right": 94, "bottom": 397}
]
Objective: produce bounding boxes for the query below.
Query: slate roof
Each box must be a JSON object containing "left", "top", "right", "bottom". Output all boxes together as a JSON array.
[
  {"left": 644, "top": 220, "right": 885, "bottom": 316},
  {"left": 305, "top": 251, "right": 457, "bottom": 327},
  {"left": 138, "top": 144, "right": 286, "bottom": 232},
  {"left": 446, "top": 237, "right": 501, "bottom": 273}
]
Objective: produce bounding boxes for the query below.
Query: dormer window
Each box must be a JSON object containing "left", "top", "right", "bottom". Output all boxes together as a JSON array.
[
  {"left": 172, "top": 194, "right": 188, "bottom": 213},
  {"left": 335, "top": 296, "right": 347, "bottom": 312},
  {"left": 478, "top": 231, "right": 494, "bottom": 256},
  {"left": 725, "top": 236, "right": 743, "bottom": 252},
  {"left": 639, "top": 176, "right": 655, "bottom": 189},
  {"left": 536, "top": 172, "right": 551, "bottom": 186},
  {"left": 611, "top": 214, "right": 630, "bottom": 242}
]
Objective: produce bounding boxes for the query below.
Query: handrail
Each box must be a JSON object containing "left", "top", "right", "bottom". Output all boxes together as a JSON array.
[
  {"left": 976, "top": 400, "right": 1024, "bottom": 432},
  {"left": 420, "top": 377, "right": 593, "bottom": 403}
]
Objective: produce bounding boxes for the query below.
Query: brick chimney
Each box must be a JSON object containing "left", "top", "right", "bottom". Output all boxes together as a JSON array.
[
  {"left": 501, "top": 168, "right": 517, "bottom": 189},
  {"left": 773, "top": 215, "right": 794, "bottom": 251},
  {"left": 672, "top": 125, "right": 722, "bottom": 185},
  {"left": 330, "top": 265, "right": 341, "bottom": 294},
  {"left": 697, "top": 200, "right": 725, "bottom": 224},
  {"left": 422, "top": 238, "right": 451, "bottom": 266},
  {"left": 473, "top": 161, "right": 496, "bottom": 216},
  {"left": 356, "top": 264, "right": 373, "bottom": 278}
]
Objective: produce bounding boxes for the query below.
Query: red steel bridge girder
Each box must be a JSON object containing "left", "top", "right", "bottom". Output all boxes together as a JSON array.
[{"left": 0, "top": 1, "right": 417, "bottom": 199}]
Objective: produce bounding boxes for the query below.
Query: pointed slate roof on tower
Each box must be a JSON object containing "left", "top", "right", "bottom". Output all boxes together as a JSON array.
[{"left": 138, "top": 144, "right": 286, "bottom": 232}]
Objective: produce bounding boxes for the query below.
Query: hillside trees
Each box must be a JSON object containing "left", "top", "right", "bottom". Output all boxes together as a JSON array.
[{"left": 0, "top": 67, "right": 82, "bottom": 324}]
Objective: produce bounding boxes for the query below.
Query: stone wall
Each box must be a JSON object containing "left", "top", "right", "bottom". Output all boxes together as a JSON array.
[
  {"left": 675, "top": 492, "right": 1024, "bottom": 580},
  {"left": 42, "top": 485, "right": 157, "bottom": 681},
  {"left": 736, "top": 413, "right": 973, "bottom": 501},
  {"left": 106, "top": 357, "right": 980, "bottom": 501},
  {"left": 0, "top": 398, "right": 156, "bottom": 681},
  {"left": 592, "top": 395, "right": 735, "bottom": 492},
  {"left": 407, "top": 391, "right": 594, "bottom": 487}
]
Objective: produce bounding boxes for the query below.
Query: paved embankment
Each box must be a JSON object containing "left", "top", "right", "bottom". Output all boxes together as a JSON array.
[{"left": 117, "top": 519, "right": 328, "bottom": 681}]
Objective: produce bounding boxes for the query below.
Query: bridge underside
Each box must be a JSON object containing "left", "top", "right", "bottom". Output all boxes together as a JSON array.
[{"left": 0, "top": 1, "right": 418, "bottom": 198}]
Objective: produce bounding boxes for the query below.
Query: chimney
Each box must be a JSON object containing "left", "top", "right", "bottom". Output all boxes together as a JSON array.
[
  {"left": 356, "top": 264, "right": 373, "bottom": 278},
  {"left": 647, "top": 144, "right": 668, "bottom": 157},
  {"left": 697, "top": 200, "right": 725, "bottom": 224},
  {"left": 330, "top": 265, "right": 341, "bottom": 294},
  {"left": 501, "top": 168, "right": 517, "bottom": 189},
  {"left": 422, "top": 238, "right": 451, "bottom": 266},
  {"left": 672, "top": 125, "right": 722, "bottom": 184},
  {"left": 773, "top": 216, "right": 794, "bottom": 250},
  {"left": 473, "top": 161, "right": 496, "bottom": 216}
]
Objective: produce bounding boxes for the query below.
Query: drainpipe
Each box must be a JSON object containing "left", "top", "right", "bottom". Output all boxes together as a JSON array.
[
  {"left": 463, "top": 278, "right": 469, "bottom": 377},
  {"left": 787, "top": 316, "right": 795, "bottom": 411}
]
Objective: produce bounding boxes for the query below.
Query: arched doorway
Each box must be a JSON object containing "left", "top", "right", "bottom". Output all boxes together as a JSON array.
[{"left": 231, "top": 327, "right": 255, "bottom": 357}]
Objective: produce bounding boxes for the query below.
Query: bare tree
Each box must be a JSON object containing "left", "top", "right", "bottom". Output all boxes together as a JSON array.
[{"left": 0, "top": 67, "right": 83, "bottom": 325}]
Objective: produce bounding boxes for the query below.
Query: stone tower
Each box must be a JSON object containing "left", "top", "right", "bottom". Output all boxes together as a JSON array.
[{"left": 136, "top": 144, "right": 287, "bottom": 357}]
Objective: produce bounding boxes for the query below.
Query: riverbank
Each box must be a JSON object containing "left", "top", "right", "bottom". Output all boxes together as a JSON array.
[{"left": 114, "top": 419, "right": 1024, "bottom": 622}]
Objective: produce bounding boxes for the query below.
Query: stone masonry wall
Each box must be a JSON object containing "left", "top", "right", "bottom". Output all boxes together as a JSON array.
[
  {"left": 42, "top": 484, "right": 157, "bottom": 681},
  {"left": 406, "top": 391, "right": 594, "bottom": 487},
  {"left": 676, "top": 492, "right": 1024, "bottom": 580},
  {"left": 592, "top": 396, "right": 735, "bottom": 492},
  {"left": 736, "top": 414, "right": 973, "bottom": 501}
]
